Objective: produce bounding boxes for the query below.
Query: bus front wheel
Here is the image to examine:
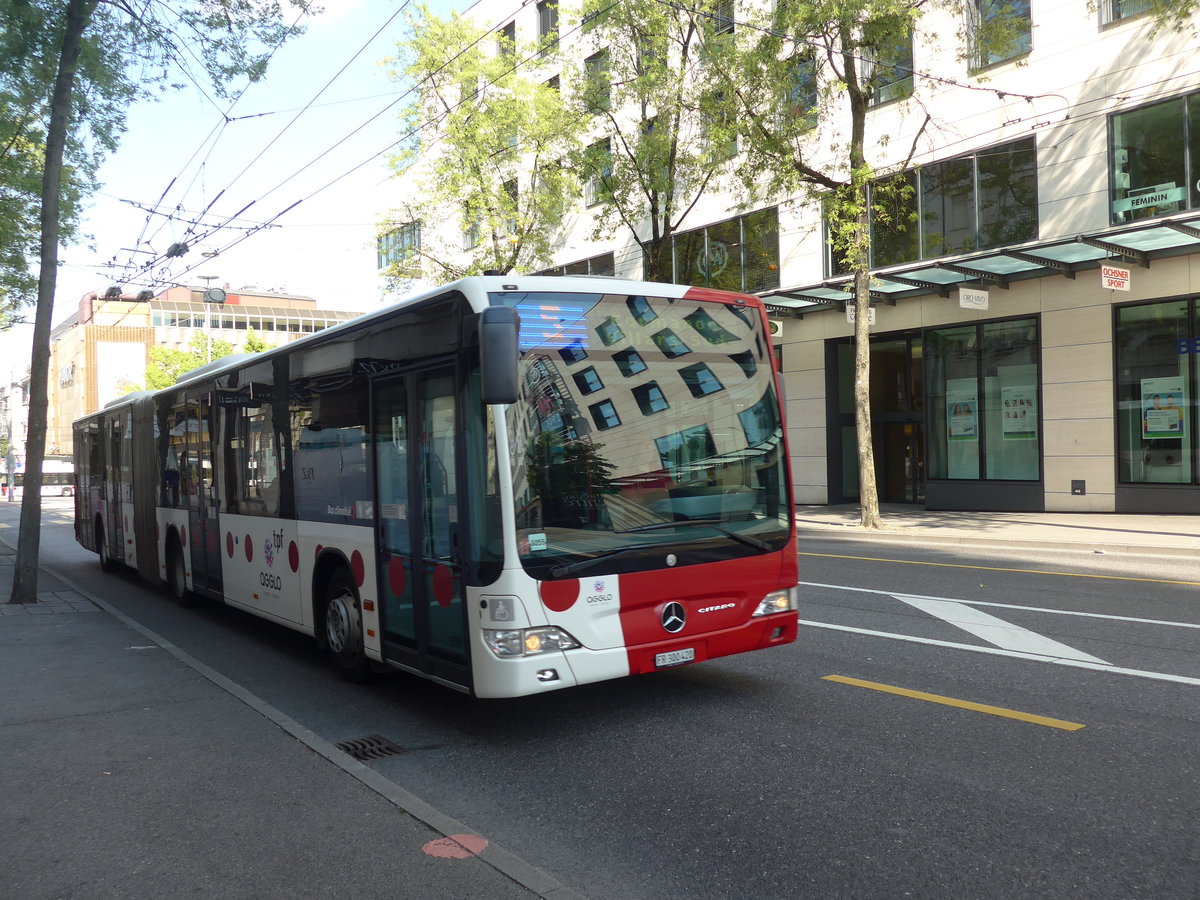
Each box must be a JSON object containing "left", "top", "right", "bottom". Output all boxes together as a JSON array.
[
  {"left": 96, "top": 521, "right": 120, "bottom": 573},
  {"left": 323, "top": 568, "right": 371, "bottom": 683}
]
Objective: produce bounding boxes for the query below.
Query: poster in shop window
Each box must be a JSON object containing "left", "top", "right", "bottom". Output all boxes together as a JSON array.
[
  {"left": 1141, "top": 376, "right": 1186, "bottom": 439},
  {"left": 1001, "top": 385, "right": 1037, "bottom": 440},
  {"left": 946, "top": 379, "right": 978, "bottom": 441}
]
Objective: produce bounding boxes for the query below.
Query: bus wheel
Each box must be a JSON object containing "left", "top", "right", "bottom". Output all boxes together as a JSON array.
[
  {"left": 323, "top": 568, "right": 371, "bottom": 683},
  {"left": 166, "top": 536, "right": 196, "bottom": 607},
  {"left": 96, "top": 521, "right": 120, "bottom": 573}
]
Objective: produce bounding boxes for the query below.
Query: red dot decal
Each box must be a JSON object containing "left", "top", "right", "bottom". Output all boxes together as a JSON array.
[
  {"left": 388, "top": 557, "right": 406, "bottom": 596},
  {"left": 288, "top": 541, "right": 299, "bottom": 573},
  {"left": 226, "top": 532, "right": 235, "bottom": 558},
  {"left": 423, "top": 834, "right": 488, "bottom": 859},
  {"left": 540, "top": 579, "right": 580, "bottom": 613},
  {"left": 315, "top": 544, "right": 323, "bottom": 560},
  {"left": 433, "top": 565, "right": 454, "bottom": 608},
  {"left": 350, "top": 550, "right": 365, "bottom": 587},
  {"left": 245, "top": 535, "right": 254, "bottom": 562}
]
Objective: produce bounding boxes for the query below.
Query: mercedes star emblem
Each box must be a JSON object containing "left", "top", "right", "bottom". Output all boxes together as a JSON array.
[{"left": 661, "top": 602, "right": 686, "bottom": 634}]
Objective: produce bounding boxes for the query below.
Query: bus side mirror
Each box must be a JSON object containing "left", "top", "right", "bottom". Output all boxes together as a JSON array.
[{"left": 479, "top": 306, "right": 520, "bottom": 405}]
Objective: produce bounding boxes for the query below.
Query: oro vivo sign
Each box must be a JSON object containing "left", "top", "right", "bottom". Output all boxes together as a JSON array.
[{"left": 1101, "top": 264, "right": 1131, "bottom": 291}]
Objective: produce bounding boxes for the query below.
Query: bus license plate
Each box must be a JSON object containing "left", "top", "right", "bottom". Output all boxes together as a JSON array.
[{"left": 655, "top": 648, "right": 695, "bottom": 668}]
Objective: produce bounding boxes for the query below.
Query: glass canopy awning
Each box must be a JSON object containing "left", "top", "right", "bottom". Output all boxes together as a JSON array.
[{"left": 759, "top": 211, "right": 1200, "bottom": 315}]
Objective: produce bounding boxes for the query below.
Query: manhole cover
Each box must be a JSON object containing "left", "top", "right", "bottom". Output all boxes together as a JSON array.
[{"left": 336, "top": 734, "right": 407, "bottom": 761}]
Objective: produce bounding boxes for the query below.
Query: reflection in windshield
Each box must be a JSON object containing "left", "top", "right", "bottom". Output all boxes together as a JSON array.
[{"left": 497, "top": 290, "right": 789, "bottom": 574}]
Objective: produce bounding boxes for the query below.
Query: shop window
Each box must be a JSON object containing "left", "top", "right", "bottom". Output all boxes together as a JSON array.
[
  {"left": 1115, "top": 300, "right": 1196, "bottom": 484},
  {"left": 1110, "top": 93, "right": 1195, "bottom": 224},
  {"left": 926, "top": 317, "right": 1040, "bottom": 482}
]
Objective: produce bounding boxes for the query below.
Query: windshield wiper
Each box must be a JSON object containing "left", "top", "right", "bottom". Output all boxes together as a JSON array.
[
  {"left": 548, "top": 543, "right": 663, "bottom": 579},
  {"left": 617, "top": 518, "right": 774, "bottom": 552}
]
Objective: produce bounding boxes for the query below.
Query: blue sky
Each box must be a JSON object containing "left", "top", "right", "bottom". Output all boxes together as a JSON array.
[{"left": 51, "top": 0, "right": 460, "bottom": 324}]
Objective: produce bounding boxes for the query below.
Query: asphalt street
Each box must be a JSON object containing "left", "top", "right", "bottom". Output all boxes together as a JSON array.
[{"left": 11, "top": 498, "right": 1200, "bottom": 899}]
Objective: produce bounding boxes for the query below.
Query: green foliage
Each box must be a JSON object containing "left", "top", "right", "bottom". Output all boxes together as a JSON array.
[
  {"left": 0, "top": 0, "right": 309, "bottom": 325},
  {"left": 381, "top": 5, "right": 583, "bottom": 284},
  {"left": 242, "top": 327, "right": 269, "bottom": 354},
  {"left": 145, "top": 333, "right": 237, "bottom": 390},
  {"left": 525, "top": 432, "right": 617, "bottom": 528},
  {"left": 571, "top": 0, "right": 739, "bottom": 281}
]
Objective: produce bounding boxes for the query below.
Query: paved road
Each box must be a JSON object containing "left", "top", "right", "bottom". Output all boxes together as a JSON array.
[{"left": 23, "top": 501, "right": 1200, "bottom": 898}]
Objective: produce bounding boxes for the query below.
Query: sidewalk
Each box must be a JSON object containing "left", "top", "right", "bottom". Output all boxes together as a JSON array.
[
  {"left": 0, "top": 537, "right": 570, "bottom": 899},
  {"left": 795, "top": 504, "right": 1200, "bottom": 556}
]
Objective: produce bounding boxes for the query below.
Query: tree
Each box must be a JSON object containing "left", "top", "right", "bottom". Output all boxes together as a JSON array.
[
  {"left": 4, "top": 0, "right": 309, "bottom": 605},
  {"left": 144, "top": 334, "right": 239, "bottom": 390},
  {"left": 380, "top": 5, "right": 583, "bottom": 285},
  {"left": 572, "top": 0, "right": 739, "bottom": 280}
]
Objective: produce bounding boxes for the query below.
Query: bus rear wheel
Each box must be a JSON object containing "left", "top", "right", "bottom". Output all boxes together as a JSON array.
[
  {"left": 166, "top": 536, "right": 196, "bottom": 607},
  {"left": 96, "top": 520, "right": 120, "bottom": 573},
  {"left": 323, "top": 568, "right": 371, "bottom": 683}
]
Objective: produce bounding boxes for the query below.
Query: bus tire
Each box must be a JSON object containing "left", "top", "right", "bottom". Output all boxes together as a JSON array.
[
  {"left": 96, "top": 520, "right": 120, "bottom": 573},
  {"left": 166, "top": 535, "right": 197, "bottom": 607},
  {"left": 322, "top": 568, "right": 371, "bottom": 683}
]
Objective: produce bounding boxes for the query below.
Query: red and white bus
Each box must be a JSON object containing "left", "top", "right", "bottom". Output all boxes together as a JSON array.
[{"left": 74, "top": 275, "right": 798, "bottom": 697}]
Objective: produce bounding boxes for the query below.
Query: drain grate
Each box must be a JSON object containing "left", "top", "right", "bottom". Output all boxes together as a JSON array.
[{"left": 336, "top": 734, "right": 407, "bottom": 761}]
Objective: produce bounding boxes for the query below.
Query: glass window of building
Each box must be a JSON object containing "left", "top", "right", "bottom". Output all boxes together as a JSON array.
[
  {"left": 627, "top": 295, "right": 657, "bottom": 325},
  {"left": 1115, "top": 299, "right": 1196, "bottom": 484},
  {"left": 669, "top": 208, "right": 780, "bottom": 293},
  {"left": 926, "top": 317, "right": 1040, "bottom": 482},
  {"left": 973, "top": 0, "right": 1031, "bottom": 68},
  {"left": 558, "top": 340, "right": 587, "bottom": 364},
  {"left": 1110, "top": 92, "right": 1196, "bottom": 224},
  {"left": 573, "top": 367, "right": 603, "bottom": 394},
  {"left": 589, "top": 399, "right": 620, "bottom": 430},
  {"left": 680, "top": 362, "right": 724, "bottom": 397},
  {"left": 1101, "top": 0, "right": 1152, "bottom": 25},
  {"left": 632, "top": 381, "right": 669, "bottom": 415},
  {"left": 832, "top": 138, "right": 1037, "bottom": 273},
  {"left": 868, "top": 26, "right": 913, "bottom": 105},
  {"left": 613, "top": 349, "right": 647, "bottom": 377},
  {"left": 596, "top": 316, "right": 625, "bottom": 347},
  {"left": 652, "top": 329, "right": 690, "bottom": 358}
]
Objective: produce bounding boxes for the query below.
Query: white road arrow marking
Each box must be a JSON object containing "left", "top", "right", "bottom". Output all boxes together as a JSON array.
[{"left": 892, "top": 594, "right": 1110, "bottom": 665}]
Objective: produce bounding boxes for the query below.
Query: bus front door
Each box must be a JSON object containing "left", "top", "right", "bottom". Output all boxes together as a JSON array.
[{"left": 373, "top": 368, "right": 468, "bottom": 687}]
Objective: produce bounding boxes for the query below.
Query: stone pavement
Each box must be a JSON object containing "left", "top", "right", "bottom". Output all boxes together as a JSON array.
[
  {"left": 0, "top": 537, "right": 571, "bottom": 900},
  {"left": 795, "top": 503, "right": 1200, "bottom": 556}
]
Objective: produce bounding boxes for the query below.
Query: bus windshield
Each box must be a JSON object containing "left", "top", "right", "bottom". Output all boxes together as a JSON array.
[{"left": 495, "top": 289, "right": 790, "bottom": 578}]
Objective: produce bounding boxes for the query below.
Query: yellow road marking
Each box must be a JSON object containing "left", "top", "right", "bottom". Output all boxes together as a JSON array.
[
  {"left": 823, "top": 675, "right": 1086, "bottom": 731},
  {"left": 798, "top": 551, "right": 1200, "bottom": 587}
]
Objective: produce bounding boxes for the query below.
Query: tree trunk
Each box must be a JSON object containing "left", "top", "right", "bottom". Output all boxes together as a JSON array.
[
  {"left": 10, "top": 0, "right": 96, "bottom": 604},
  {"left": 852, "top": 209, "right": 882, "bottom": 529}
]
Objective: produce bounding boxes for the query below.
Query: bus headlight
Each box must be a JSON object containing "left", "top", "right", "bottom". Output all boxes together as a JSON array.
[
  {"left": 484, "top": 626, "right": 580, "bottom": 658},
  {"left": 752, "top": 587, "right": 797, "bottom": 617}
]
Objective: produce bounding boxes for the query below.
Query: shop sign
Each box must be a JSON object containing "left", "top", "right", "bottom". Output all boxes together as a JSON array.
[
  {"left": 1111, "top": 183, "right": 1185, "bottom": 215},
  {"left": 1101, "top": 264, "right": 1130, "bottom": 291},
  {"left": 959, "top": 288, "right": 989, "bottom": 310},
  {"left": 845, "top": 305, "right": 875, "bottom": 325}
]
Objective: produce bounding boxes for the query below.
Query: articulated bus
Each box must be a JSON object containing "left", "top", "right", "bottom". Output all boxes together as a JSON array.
[{"left": 73, "top": 275, "right": 798, "bottom": 697}]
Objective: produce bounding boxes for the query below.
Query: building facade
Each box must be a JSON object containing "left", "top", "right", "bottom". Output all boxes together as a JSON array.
[
  {"left": 47, "top": 285, "right": 362, "bottom": 457},
  {"left": 386, "top": 0, "right": 1200, "bottom": 513}
]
